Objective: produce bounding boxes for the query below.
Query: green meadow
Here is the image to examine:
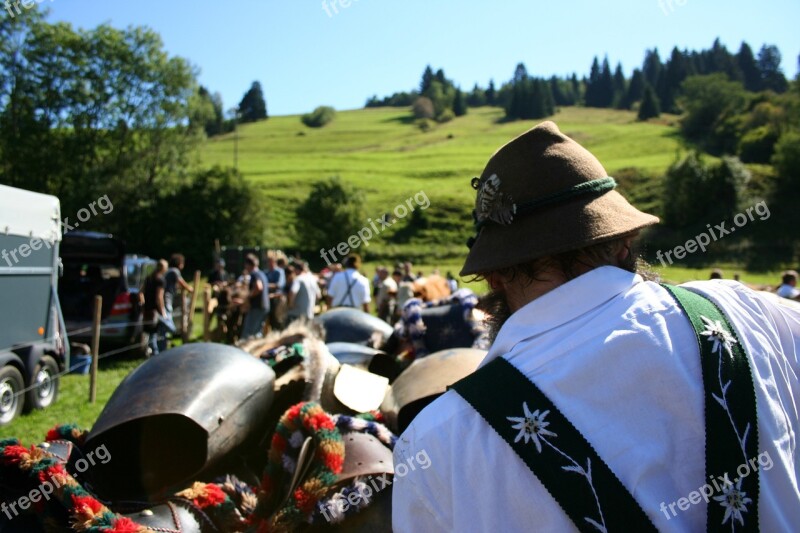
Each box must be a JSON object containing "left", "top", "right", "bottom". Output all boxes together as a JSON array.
[{"left": 201, "top": 106, "right": 683, "bottom": 262}]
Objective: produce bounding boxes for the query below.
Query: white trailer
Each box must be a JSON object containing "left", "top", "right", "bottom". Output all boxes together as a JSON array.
[{"left": 0, "top": 184, "right": 69, "bottom": 425}]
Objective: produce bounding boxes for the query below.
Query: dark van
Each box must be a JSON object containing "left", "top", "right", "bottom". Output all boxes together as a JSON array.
[{"left": 58, "top": 232, "right": 155, "bottom": 358}]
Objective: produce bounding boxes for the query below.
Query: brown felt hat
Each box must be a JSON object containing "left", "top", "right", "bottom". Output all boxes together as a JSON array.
[{"left": 460, "top": 121, "right": 659, "bottom": 276}]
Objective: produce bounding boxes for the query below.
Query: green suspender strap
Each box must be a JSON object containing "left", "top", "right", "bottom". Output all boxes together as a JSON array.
[
  {"left": 662, "top": 284, "right": 759, "bottom": 532},
  {"left": 451, "top": 284, "right": 759, "bottom": 533}
]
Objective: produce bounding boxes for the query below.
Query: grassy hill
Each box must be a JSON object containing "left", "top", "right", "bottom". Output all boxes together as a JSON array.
[{"left": 201, "top": 106, "right": 682, "bottom": 262}]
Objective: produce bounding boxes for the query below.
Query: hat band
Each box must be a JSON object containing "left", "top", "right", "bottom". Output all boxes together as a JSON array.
[{"left": 467, "top": 177, "right": 617, "bottom": 249}]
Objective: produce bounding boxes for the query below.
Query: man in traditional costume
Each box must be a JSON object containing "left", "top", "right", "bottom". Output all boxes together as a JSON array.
[{"left": 393, "top": 122, "right": 800, "bottom": 531}]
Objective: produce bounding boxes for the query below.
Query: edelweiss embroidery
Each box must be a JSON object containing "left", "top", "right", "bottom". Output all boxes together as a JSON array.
[
  {"left": 474, "top": 174, "right": 517, "bottom": 225},
  {"left": 507, "top": 402, "right": 608, "bottom": 533}
]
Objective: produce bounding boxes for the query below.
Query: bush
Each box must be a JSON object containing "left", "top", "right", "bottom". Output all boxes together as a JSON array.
[
  {"left": 415, "top": 118, "right": 434, "bottom": 132},
  {"left": 301, "top": 106, "right": 336, "bottom": 128},
  {"left": 436, "top": 109, "right": 455, "bottom": 123},
  {"left": 738, "top": 125, "right": 779, "bottom": 163},
  {"left": 412, "top": 97, "right": 435, "bottom": 119},
  {"left": 295, "top": 177, "right": 366, "bottom": 256}
]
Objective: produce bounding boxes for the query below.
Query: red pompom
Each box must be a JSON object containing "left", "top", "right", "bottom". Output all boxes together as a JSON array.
[{"left": 107, "top": 516, "right": 142, "bottom": 533}]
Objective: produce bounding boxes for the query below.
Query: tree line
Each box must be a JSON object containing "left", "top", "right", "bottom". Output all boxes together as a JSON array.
[{"left": 366, "top": 39, "right": 794, "bottom": 123}]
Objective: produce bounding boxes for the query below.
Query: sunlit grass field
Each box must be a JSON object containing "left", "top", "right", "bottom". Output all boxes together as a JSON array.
[{"left": 201, "top": 106, "right": 684, "bottom": 259}]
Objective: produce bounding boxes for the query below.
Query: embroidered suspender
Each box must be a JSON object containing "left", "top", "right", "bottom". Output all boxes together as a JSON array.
[
  {"left": 451, "top": 284, "right": 759, "bottom": 532},
  {"left": 662, "top": 284, "right": 759, "bottom": 531}
]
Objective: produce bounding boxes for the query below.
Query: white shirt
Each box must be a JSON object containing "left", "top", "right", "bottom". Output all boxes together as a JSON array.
[
  {"left": 777, "top": 283, "right": 800, "bottom": 300},
  {"left": 327, "top": 268, "right": 371, "bottom": 308},
  {"left": 393, "top": 266, "right": 800, "bottom": 532},
  {"left": 376, "top": 277, "right": 398, "bottom": 309},
  {"left": 288, "top": 272, "right": 321, "bottom": 319}
]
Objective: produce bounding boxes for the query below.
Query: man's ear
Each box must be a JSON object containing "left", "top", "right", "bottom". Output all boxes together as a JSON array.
[
  {"left": 485, "top": 272, "right": 504, "bottom": 291},
  {"left": 617, "top": 232, "right": 639, "bottom": 263}
]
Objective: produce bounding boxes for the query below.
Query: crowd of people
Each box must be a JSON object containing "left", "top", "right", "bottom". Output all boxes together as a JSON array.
[{"left": 140, "top": 249, "right": 460, "bottom": 349}]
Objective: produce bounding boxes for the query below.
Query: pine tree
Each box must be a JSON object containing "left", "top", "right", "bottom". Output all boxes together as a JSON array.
[
  {"left": 238, "top": 81, "right": 268, "bottom": 123},
  {"left": 612, "top": 63, "right": 627, "bottom": 109},
  {"left": 585, "top": 57, "right": 602, "bottom": 107},
  {"left": 599, "top": 57, "right": 615, "bottom": 108},
  {"left": 486, "top": 80, "right": 497, "bottom": 106},
  {"left": 420, "top": 66, "right": 434, "bottom": 95},
  {"left": 453, "top": 88, "right": 468, "bottom": 116},
  {"left": 643, "top": 48, "right": 662, "bottom": 89},
  {"left": 737, "top": 42, "right": 761, "bottom": 92},
  {"left": 638, "top": 84, "right": 661, "bottom": 120},
  {"left": 757, "top": 45, "right": 788, "bottom": 93},
  {"left": 623, "top": 69, "right": 645, "bottom": 109}
]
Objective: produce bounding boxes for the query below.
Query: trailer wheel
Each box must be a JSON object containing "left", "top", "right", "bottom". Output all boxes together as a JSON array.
[
  {"left": 0, "top": 365, "right": 25, "bottom": 425},
  {"left": 25, "top": 355, "right": 59, "bottom": 411}
]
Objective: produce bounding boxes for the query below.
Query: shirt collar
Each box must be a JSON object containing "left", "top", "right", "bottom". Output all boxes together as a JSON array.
[{"left": 481, "top": 266, "right": 643, "bottom": 367}]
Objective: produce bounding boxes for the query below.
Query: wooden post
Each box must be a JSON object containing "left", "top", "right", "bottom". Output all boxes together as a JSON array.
[
  {"left": 203, "top": 285, "right": 212, "bottom": 342},
  {"left": 186, "top": 270, "right": 202, "bottom": 341},
  {"left": 89, "top": 295, "right": 102, "bottom": 403}
]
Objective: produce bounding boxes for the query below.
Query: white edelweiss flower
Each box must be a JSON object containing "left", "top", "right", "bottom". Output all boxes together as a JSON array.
[
  {"left": 712, "top": 477, "right": 752, "bottom": 526},
  {"left": 700, "top": 315, "right": 738, "bottom": 356},
  {"left": 506, "top": 402, "right": 557, "bottom": 453}
]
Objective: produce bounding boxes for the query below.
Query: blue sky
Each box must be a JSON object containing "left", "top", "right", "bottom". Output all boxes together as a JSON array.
[{"left": 41, "top": 0, "right": 800, "bottom": 116}]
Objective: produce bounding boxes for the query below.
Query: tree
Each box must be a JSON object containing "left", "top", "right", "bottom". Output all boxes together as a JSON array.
[
  {"left": 197, "top": 86, "right": 225, "bottom": 137},
  {"left": 643, "top": 48, "right": 663, "bottom": 90},
  {"left": 140, "top": 167, "right": 265, "bottom": 268},
  {"left": 0, "top": 14, "right": 205, "bottom": 232},
  {"left": 737, "top": 42, "right": 761, "bottom": 92},
  {"left": 238, "top": 81, "right": 268, "bottom": 123},
  {"left": 612, "top": 63, "right": 627, "bottom": 108},
  {"left": 419, "top": 66, "right": 434, "bottom": 94},
  {"left": 453, "top": 88, "right": 468, "bottom": 116},
  {"left": 486, "top": 80, "right": 497, "bottom": 106},
  {"left": 302, "top": 106, "right": 336, "bottom": 128},
  {"left": 679, "top": 74, "right": 747, "bottom": 150},
  {"left": 638, "top": 85, "right": 661, "bottom": 120},
  {"left": 467, "top": 83, "right": 486, "bottom": 107},
  {"left": 585, "top": 57, "right": 602, "bottom": 107},
  {"left": 412, "top": 97, "right": 435, "bottom": 119},
  {"left": 757, "top": 45, "right": 788, "bottom": 93},
  {"left": 295, "top": 177, "right": 367, "bottom": 256},
  {"left": 623, "top": 69, "right": 645, "bottom": 109}
]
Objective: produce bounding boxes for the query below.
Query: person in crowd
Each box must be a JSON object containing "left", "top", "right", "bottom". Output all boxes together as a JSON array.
[
  {"left": 393, "top": 270, "right": 415, "bottom": 322},
  {"left": 777, "top": 270, "right": 800, "bottom": 300},
  {"left": 164, "top": 253, "right": 193, "bottom": 328},
  {"left": 402, "top": 261, "right": 416, "bottom": 283},
  {"left": 266, "top": 255, "right": 287, "bottom": 331},
  {"left": 375, "top": 266, "right": 398, "bottom": 323},
  {"left": 208, "top": 258, "right": 229, "bottom": 286},
  {"left": 372, "top": 266, "right": 383, "bottom": 300},
  {"left": 709, "top": 268, "right": 723, "bottom": 279},
  {"left": 326, "top": 254, "right": 371, "bottom": 312},
  {"left": 237, "top": 254, "right": 270, "bottom": 339},
  {"left": 143, "top": 259, "right": 171, "bottom": 355},
  {"left": 446, "top": 271, "right": 459, "bottom": 293},
  {"left": 393, "top": 121, "right": 800, "bottom": 531},
  {"left": 287, "top": 260, "right": 321, "bottom": 323}
]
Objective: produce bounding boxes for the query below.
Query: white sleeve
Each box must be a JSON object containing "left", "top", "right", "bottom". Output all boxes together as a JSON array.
[{"left": 392, "top": 439, "right": 449, "bottom": 532}]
